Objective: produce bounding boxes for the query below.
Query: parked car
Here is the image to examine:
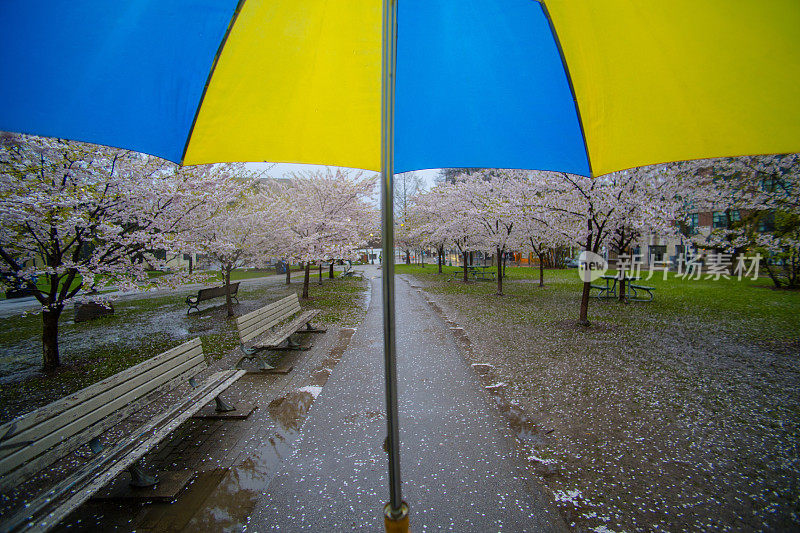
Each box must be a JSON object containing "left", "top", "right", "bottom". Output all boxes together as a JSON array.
[{"left": 564, "top": 258, "right": 580, "bottom": 268}]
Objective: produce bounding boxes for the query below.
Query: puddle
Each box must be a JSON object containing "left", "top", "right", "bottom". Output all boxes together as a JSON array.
[
  {"left": 268, "top": 390, "right": 316, "bottom": 431},
  {"left": 183, "top": 436, "right": 296, "bottom": 532},
  {"left": 176, "top": 327, "right": 357, "bottom": 531}
]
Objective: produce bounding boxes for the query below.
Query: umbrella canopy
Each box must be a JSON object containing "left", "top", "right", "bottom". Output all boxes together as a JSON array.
[
  {"left": 2, "top": 0, "right": 798, "bottom": 177},
  {"left": 2, "top": 1, "right": 799, "bottom": 527}
]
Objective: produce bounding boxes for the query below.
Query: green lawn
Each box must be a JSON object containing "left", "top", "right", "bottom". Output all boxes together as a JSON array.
[
  {"left": 395, "top": 262, "right": 800, "bottom": 531},
  {"left": 0, "top": 273, "right": 368, "bottom": 424},
  {"left": 396, "top": 263, "right": 800, "bottom": 344},
  {"left": 1, "top": 267, "right": 306, "bottom": 300}
]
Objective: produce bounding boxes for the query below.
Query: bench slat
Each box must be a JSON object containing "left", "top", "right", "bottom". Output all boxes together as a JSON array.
[
  {"left": 237, "top": 299, "right": 300, "bottom": 333},
  {"left": 253, "top": 310, "right": 321, "bottom": 348},
  {"left": 0, "top": 352, "right": 207, "bottom": 484},
  {"left": 0, "top": 357, "right": 210, "bottom": 489},
  {"left": 3, "top": 369, "right": 246, "bottom": 533},
  {"left": 236, "top": 294, "right": 297, "bottom": 328},
  {"left": 197, "top": 282, "right": 239, "bottom": 302},
  {"left": 0, "top": 349, "right": 206, "bottom": 454},
  {"left": 236, "top": 295, "right": 302, "bottom": 343},
  {"left": 0, "top": 339, "right": 202, "bottom": 441},
  {"left": 237, "top": 304, "right": 302, "bottom": 343}
]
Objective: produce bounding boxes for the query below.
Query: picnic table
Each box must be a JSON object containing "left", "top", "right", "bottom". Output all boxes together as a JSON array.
[
  {"left": 467, "top": 265, "right": 495, "bottom": 281},
  {"left": 591, "top": 274, "right": 655, "bottom": 301}
]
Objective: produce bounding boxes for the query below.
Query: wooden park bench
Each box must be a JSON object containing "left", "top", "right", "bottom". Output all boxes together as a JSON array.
[
  {"left": 185, "top": 282, "right": 240, "bottom": 314},
  {"left": 0, "top": 338, "right": 247, "bottom": 533},
  {"left": 235, "top": 293, "right": 326, "bottom": 372},
  {"left": 340, "top": 263, "right": 361, "bottom": 278},
  {"left": 629, "top": 283, "right": 656, "bottom": 302}
]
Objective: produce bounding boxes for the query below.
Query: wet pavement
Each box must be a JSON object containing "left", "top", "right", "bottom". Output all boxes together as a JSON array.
[
  {"left": 245, "top": 265, "right": 564, "bottom": 532},
  {"left": 46, "top": 265, "right": 564, "bottom": 532}
]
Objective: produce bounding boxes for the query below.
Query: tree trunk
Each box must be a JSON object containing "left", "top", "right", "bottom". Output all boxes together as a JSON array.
[
  {"left": 224, "top": 264, "right": 235, "bottom": 317},
  {"left": 42, "top": 306, "right": 63, "bottom": 371},
  {"left": 496, "top": 246, "right": 503, "bottom": 296},
  {"left": 404, "top": 250, "right": 410, "bottom": 265},
  {"left": 438, "top": 246, "right": 443, "bottom": 274},
  {"left": 763, "top": 263, "right": 782, "bottom": 289},
  {"left": 285, "top": 261, "right": 291, "bottom": 285},
  {"left": 578, "top": 281, "right": 591, "bottom": 325},
  {"left": 302, "top": 261, "right": 311, "bottom": 299},
  {"left": 579, "top": 218, "right": 594, "bottom": 325},
  {"left": 318, "top": 262, "right": 323, "bottom": 285},
  {"left": 188, "top": 254, "right": 193, "bottom": 275},
  {"left": 329, "top": 262, "right": 335, "bottom": 279},
  {"left": 618, "top": 276, "right": 627, "bottom": 302},
  {"left": 462, "top": 251, "right": 469, "bottom": 282},
  {"left": 539, "top": 253, "right": 545, "bottom": 287}
]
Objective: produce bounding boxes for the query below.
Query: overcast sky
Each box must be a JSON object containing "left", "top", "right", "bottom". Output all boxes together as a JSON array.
[{"left": 244, "top": 162, "right": 440, "bottom": 190}]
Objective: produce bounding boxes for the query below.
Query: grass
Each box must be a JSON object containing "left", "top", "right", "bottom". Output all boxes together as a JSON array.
[
  {"left": 0, "top": 267, "right": 302, "bottom": 300},
  {"left": 0, "top": 272, "right": 368, "bottom": 424},
  {"left": 396, "top": 263, "right": 800, "bottom": 344},
  {"left": 395, "top": 262, "right": 800, "bottom": 531}
]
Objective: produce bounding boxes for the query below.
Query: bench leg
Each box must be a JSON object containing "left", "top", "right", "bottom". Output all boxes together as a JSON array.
[
  {"left": 236, "top": 353, "right": 277, "bottom": 372},
  {"left": 128, "top": 461, "right": 158, "bottom": 488},
  {"left": 303, "top": 321, "right": 327, "bottom": 334},
  {"left": 90, "top": 438, "right": 157, "bottom": 488},
  {"left": 272, "top": 335, "right": 312, "bottom": 351},
  {"left": 214, "top": 395, "right": 236, "bottom": 413},
  {"left": 186, "top": 304, "right": 199, "bottom": 315}
]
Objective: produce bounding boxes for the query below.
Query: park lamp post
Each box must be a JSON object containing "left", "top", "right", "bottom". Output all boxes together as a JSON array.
[{"left": 370, "top": 233, "right": 375, "bottom": 264}]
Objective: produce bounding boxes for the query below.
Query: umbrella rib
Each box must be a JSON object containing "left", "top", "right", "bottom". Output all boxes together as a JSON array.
[
  {"left": 179, "top": 0, "right": 249, "bottom": 167},
  {"left": 539, "top": 0, "right": 594, "bottom": 179}
]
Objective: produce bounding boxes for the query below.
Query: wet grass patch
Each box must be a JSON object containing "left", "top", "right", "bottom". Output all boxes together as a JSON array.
[
  {"left": 0, "top": 274, "right": 368, "bottom": 424},
  {"left": 299, "top": 276, "right": 368, "bottom": 327},
  {"left": 397, "top": 263, "right": 800, "bottom": 531}
]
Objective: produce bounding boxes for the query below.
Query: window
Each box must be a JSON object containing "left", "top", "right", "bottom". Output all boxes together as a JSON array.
[
  {"left": 761, "top": 178, "right": 783, "bottom": 193},
  {"left": 757, "top": 211, "right": 776, "bottom": 233},
  {"left": 712, "top": 210, "right": 739, "bottom": 228},
  {"left": 649, "top": 245, "right": 667, "bottom": 262},
  {"left": 687, "top": 213, "right": 699, "bottom": 234}
]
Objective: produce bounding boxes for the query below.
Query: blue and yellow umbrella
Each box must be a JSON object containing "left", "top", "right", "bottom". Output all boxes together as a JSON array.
[
  {"left": 2, "top": 1, "right": 798, "bottom": 528},
  {"left": 2, "top": 1, "right": 798, "bottom": 177}
]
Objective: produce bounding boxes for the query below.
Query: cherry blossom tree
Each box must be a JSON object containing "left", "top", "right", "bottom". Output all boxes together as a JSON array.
[
  {"left": 450, "top": 171, "right": 522, "bottom": 295},
  {"left": 274, "top": 169, "right": 376, "bottom": 299},
  {"left": 394, "top": 171, "right": 424, "bottom": 265},
  {"left": 531, "top": 168, "right": 680, "bottom": 324},
  {"left": 408, "top": 193, "right": 449, "bottom": 274},
  {"left": 0, "top": 134, "right": 226, "bottom": 370},
  {"left": 511, "top": 176, "right": 572, "bottom": 287},
  {"left": 177, "top": 166, "right": 273, "bottom": 316},
  {"left": 671, "top": 154, "right": 800, "bottom": 289},
  {"left": 415, "top": 181, "right": 482, "bottom": 282}
]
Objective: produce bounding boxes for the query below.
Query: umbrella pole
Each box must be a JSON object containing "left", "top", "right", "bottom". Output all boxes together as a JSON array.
[{"left": 380, "top": 0, "right": 409, "bottom": 531}]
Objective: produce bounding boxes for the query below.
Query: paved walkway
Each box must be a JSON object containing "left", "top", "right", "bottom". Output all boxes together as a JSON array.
[{"left": 245, "top": 265, "right": 564, "bottom": 531}]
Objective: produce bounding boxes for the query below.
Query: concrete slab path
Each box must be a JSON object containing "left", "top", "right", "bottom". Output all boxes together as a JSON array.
[{"left": 246, "top": 266, "right": 564, "bottom": 532}]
